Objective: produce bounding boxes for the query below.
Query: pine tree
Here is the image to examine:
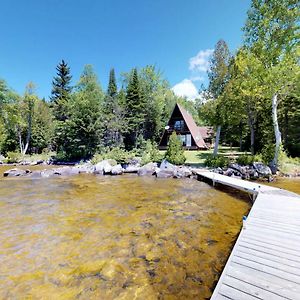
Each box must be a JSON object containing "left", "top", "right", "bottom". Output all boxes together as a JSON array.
[
  {"left": 124, "top": 68, "right": 145, "bottom": 149},
  {"left": 165, "top": 132, "right": 186, "bottom": 165},
  {"left": 50, "top": 59, "right": 72, "bottom": 121},
  {"left": 103, "top": 68, "right": 124, "bottom": 147},
  {"left": 55, "top": 65, "right": 104, "bottom": 160},
  {"left": 107, "top": 68, "right": 117, "bottom": 98}
]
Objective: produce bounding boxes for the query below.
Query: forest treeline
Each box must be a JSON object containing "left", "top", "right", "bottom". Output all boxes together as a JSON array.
[
  {"left": 0, "top": 64, "right": 198, "bottom": 160},
  {"left": 0, "top": 0, "right": 299, "bottom": 163},
  {"left": 200, "top": 0, "right": 299, "bottom": 164}
]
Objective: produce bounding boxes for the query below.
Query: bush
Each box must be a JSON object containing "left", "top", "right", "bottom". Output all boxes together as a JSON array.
[
  {"left": 204, "top": 154, "right": 229, "bottom": 168},
  {"left": 5, "top": 151, "right": 22, "bottom": 163},
  {"left": 165, "top": 132, "right": 186, "bottom": 165},
  {"left": 90, "top": 153, "right": 104, "bottom": 164},
  {"left": 236, "top": 153, "right": 262, "bottom": 165},
  {"left": 141, "top": 141, "right": 163, "bottom": 165},
  {"left": 261, "top": 144, "right": 275, "bottom": 164},
  {"left": 91, "top": 147, "right": 135, "bottom": 165}
]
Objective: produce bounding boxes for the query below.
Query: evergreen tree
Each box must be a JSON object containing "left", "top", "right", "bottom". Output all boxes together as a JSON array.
[
  {"left": 107, "top": 68, "right": 117, "bottom": 98},
  {"left": 124, "top": 68, "right": 145, "bottom": 149},
  {"left": 103, "top": 68, "right": 124, "bottom": 147},
  {"left": 165, "top": 132, "right": 186, "bottom": 165},
  {"left": 55, "top": 65, "right": 104, "bottom": 160},
  {"left": 50, "top": 60, "right": 72, "bottom": 121}
]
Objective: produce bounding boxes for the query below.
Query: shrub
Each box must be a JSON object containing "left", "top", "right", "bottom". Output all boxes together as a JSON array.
[
  {"left": 5, "top": 151, "right": 22, "bottom": 163},
  {"left": 261, "top": 144, "right": 275, "bottom": 164},
  {"left": 141, "top": 141, "right": 163, "bottom": 165},
  {"left": 165, "top": 132, "right": 186, "bottom": 165},
  {"left": 103, "top": 147, "right": 132, "bottom": 164},
  {"left": 204, "top": 154, "right": 229, "bottom": 168},
  {"left": 90, "top": 153, "right": 104, "bottom": 164},
  {"left": 91, "top": 147, "right": 135, "bottom": 165}
]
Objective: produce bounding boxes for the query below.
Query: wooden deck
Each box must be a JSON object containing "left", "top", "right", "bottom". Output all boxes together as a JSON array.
[{"left": 194, "top": 170, "right": 300, "bottom": 300}]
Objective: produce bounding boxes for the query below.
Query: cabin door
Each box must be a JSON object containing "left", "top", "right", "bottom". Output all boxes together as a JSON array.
[{"left": 186, "top": 134, "right": 191, "bottom": 147}]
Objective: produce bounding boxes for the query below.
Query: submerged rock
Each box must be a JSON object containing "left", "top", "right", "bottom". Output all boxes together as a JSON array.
[
  {"left": 72, "top": 163, "right": 94, "bottom": 174},
  {"left": 3, "top": 168, "right": 31, "bottom": 177}
]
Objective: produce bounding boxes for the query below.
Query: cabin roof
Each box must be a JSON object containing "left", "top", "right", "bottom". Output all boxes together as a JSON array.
[
  {"left": 198, "top": 126, "right": 214, "bottom": 139},
  {"left": 176, "top": 103, "right": 208, "bottom": 149}
]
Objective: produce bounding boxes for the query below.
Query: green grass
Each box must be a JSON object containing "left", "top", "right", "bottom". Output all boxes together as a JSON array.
[{"left": 160, "top": 146, "right": 249, "bottom": 167}]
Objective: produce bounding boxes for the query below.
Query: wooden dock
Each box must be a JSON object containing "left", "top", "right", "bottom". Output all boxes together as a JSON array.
[{"left": 194, "top": 170, "right": 300, "bottom": 300}]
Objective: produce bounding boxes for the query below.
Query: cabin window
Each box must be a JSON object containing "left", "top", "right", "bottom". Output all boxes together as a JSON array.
[
  {"left": 186, "top": 134, "right": 191, "bottom": 147},
  {"left": 179, "top": 135, "right": 186, "bottom": 146},
  {"left": 174, "top": 120, "right": 184, "bottom": 131}
]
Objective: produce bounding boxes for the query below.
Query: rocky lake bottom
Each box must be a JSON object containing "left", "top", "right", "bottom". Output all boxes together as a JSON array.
[{"left": 0, "top": 165, "right": 299, "bottom": 299}]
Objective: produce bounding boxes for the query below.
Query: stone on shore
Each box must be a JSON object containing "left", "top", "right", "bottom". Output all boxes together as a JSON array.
[
  {"left": 94, "top": 160, "right": 114, "bottom": 175},
  {"left": 138, "top": 162, "right": 157, "bottom": 176},
  {"left": 111, "top": 164, "right": 123, "bottom": 175},
  {"left": 123, "top": 165, "right": 140, "bottom": 173},
  {"left": 253, "top": 162, "right": 272, "bottom": 177},
  {"left": 156, "top": 160, "right": 176, "bottom": 178},
  {"left": 174, "top": 166, "right": 192, "bottom": 178}
]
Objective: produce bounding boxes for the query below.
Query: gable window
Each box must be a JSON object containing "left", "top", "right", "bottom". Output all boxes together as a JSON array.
[{"left": 174, "top": 120, "right": 184, "bottom": 131}]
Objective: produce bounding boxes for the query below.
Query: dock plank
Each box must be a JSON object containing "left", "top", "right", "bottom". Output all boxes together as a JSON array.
[{"left": 193, "top": 170, "right": 300, "bottom": 300}]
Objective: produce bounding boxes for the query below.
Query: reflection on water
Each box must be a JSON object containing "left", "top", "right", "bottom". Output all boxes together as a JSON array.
[
  {"left": 268, "top": 177, "right": 300, "bottom": 195},
  {"left": 0, "top": 170, "right": 250, "bottom": 299}
]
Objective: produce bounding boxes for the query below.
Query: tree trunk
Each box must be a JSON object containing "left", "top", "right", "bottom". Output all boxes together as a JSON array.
[
  {"left": 247, "top": 114, "right": 255, "bottom": 155},
  {"left": 17, "top": 126, "right": 24, "bottom": 154},
  {"left": 239, "top": 122, "right": 243, "bottom": 151},
  {"left": 213, "top": 125, "right": 221, "bottom": 156},
  {"left": 272, "top": 93, "right": 282, "bottom": 166},
  {"left": 22, "top": 112, "right": 32, "bottom": 155}
]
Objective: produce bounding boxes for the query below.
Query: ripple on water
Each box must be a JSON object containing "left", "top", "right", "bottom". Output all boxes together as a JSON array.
[{"left": 0, "top": 172, "right": 250, "bottom": 299}]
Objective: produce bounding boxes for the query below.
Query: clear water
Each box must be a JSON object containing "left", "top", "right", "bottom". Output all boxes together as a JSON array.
[{"left": 0, "top": 167, "right": 251, "bottom": 299}]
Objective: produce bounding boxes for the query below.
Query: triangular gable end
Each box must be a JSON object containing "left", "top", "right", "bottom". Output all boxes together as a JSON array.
[
  {"left": 158, "top": 103, "right": 208, "bottom": 149},
  {"left": 176, "top": 104, "right": 208, "bottom": 149}
]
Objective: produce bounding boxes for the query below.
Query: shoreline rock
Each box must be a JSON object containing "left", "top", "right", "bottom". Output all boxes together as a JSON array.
[{"left": 2, "top": 159, "right": 298, "bottom": 180}]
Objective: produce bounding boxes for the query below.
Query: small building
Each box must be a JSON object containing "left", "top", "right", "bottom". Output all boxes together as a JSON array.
[{"left": 159, "top": 103, "right": 213, "bottom": 150}]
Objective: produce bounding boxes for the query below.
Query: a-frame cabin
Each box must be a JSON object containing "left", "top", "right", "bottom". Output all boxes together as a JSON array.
[{"left": 159, "top": 103, "right": 213, "bottom": 150}]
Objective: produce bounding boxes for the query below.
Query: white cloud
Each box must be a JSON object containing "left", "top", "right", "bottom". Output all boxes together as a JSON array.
[
  {"left": 190, "top": 75, "right": 204, "bottom": 82},
  {"left": 189, "top": 49, "right": 214, "bottom": 72},
  {"left": 171, "top": 79, "right": 199, "bottom": 101}
]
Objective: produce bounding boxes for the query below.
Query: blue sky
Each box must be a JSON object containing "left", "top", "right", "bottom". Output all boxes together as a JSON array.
[{"left": 0, "top": 0, "right": 250, "bottom": 100}]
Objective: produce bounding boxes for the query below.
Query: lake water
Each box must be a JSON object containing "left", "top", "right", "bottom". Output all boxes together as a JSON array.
[{"left": 0, "top": 167, "right": 252, "bottom": 299}]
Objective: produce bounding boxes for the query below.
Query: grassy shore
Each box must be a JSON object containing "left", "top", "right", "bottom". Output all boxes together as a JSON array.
[{"left": 160, "top": 146, "right": 250, "bottom": 167}]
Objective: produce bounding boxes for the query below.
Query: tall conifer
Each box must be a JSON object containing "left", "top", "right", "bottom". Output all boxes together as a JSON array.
[
  {"left": 124, "top": 68, "right": 145, "bottom": 149},
  {"left": 50, "top": 59, "right": 72, "bottom": 121}
]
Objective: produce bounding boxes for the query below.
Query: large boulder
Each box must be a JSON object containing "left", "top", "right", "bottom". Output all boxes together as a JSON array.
[
  {"left": 173, "top": 166, "right": 192, "bottom": 178},
  {"left": 94, "top": 160, "right": 115, "bottom": 175},
  {"left": 123, "top": 165, "right": 140, "bottom": 173},
  {"left": 253, "top": 162, "right": 272, "bottom": 177},
  {"left": 137, "top": 162, "right": 157, "bottom": 176},
  {"left": 156, "top": 160, "right": 176, "bottom": 178},
  {"left": 72, "top": 163, "right": 94, "bottom": 174},
  {"left": 0, "top": 154, "right": 5, "bottom": 164},
  {"left": 4, "top": 168, "right": 31, "bottom": 177},
  {"left": 111, "top": 164, "right": 123, "bottom": 175},
  {"left": 228, "top": 163, "right": 247, "bottom": 175}
]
